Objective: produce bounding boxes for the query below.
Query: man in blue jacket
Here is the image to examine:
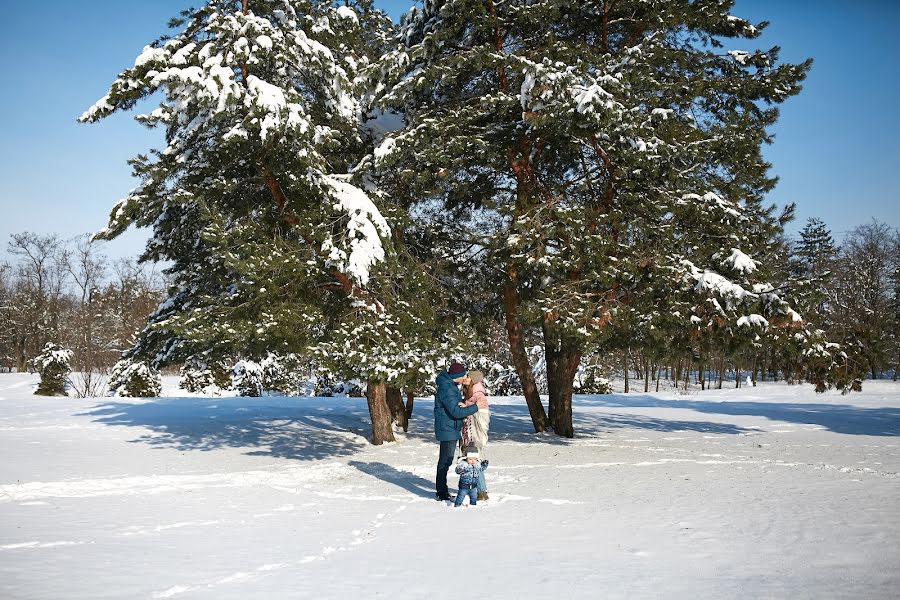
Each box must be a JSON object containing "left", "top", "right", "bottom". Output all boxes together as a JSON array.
[{"left": 434, "top": 361, "right": 485, "bottom": 501}]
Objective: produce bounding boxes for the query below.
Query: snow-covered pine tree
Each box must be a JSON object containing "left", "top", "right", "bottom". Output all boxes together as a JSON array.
[
  {"left": 259, "top": 351, "right": 307, "bottom": 394},
  {"left": 231, "top": 359, "right": 265, "bottom": 396},
  {"left": 109, "top": 358, "right": 163, "bottom": 397},
  {"left": 33, "top": 343, "right": 73, "bottom": 396},
  {"left": 81, "top": 2, "right": 402, "bottom": 434},
  {"left": 180, "top": 352, "right": 231, "bottom": 394},
  {"left": 374, "top": 0, "right": 814, "bottom": 436}
]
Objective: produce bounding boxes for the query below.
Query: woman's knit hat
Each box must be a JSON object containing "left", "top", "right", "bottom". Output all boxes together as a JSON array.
[{"left": 468, "top": 370, "right": 484, "bottom": 384}]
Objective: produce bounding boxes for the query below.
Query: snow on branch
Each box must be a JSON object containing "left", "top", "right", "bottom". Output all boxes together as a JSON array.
[
  {"left": 722, "top": 248, "right": 757, "bottom": 274},
  {"left": 321, "top": 175, "right": 390, "bottom": 286},
  {"left": 680, "top": 192, "right": 743, "bottom": 219},
  {"left": 737, "top": 314, "right": 769, "bottom": 329},
  {"left": 681, "top": 260, "right": 755, "bottom": 301}
]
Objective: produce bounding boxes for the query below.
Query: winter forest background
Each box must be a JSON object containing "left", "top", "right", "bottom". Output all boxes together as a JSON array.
[{"left": 1, "top": 0, "right": 899, "bottom": 444}]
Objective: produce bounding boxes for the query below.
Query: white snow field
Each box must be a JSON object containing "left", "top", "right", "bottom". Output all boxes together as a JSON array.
[{"left": 1, "top": 374, "right": 898, "bottom": 599}]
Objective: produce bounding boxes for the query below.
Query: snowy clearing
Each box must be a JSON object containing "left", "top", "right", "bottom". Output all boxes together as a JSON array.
[{"left": 1, "top": 374, "right": 899, "bottom": 599}]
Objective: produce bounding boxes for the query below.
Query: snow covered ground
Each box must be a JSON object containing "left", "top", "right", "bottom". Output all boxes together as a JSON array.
[{"left": 1, "top": 374, "right": 898, "bottom": 599}]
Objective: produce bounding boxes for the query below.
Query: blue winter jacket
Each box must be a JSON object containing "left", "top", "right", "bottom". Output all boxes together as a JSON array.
[
  {"left": 455, "top": 459, "right": 489, "bottom": 487},
  {"left": 433, "top": 370, "right": 479, "bottom": 442}
]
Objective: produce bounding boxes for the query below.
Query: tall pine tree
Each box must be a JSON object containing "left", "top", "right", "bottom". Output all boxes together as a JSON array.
[
  {"left": 373, "top": 0, "right": 815, "bottom": 436},
  {"left": 81, "top": 1, "right": 413, "bottom": 440}
]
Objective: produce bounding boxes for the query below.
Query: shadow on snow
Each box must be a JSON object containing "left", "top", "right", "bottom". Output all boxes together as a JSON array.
[
  {"left": 348, "top": 461, "right": 436, "bottom": 499},
  {"left": 76, "top": 389, "right": 899, "bottom": 464},
  {"left": 400, "top": 403, "right": 752, "bottom": 446},
  {"left": 78, "top": 396, "right": 373, "bottom": 461},
  {"left": 572, "top": 394, "right": 900, "bottom": 437}
]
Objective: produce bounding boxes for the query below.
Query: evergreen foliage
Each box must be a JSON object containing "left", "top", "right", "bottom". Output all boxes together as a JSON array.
[
  {"left": 231, "top": 359, "right": 265, "bottom": 396},
  {"left": 259, "top": 352, "right": 310, "bottom": 394},
  {"left": 109, "top": 358, "right": 163, "bottom": 397},
  {"left": 80, "top": 0, "right": 396, "bottom": 369},
  {"left": 33, "top": 342, "right": 73, "bottom": 396},
  {"left": 180, "top": 353, "right": 231, "bottom": 394}
]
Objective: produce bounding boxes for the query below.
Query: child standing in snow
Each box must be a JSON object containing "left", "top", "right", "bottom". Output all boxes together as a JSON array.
[
  {"left": 454, "top": 446, "right": 488, "bottom": 507},
  {"left": 460, "top": 370, "right": 491, "bottom": 499}
]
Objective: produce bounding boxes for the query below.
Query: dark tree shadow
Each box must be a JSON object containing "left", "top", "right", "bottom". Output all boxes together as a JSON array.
[
  {"left": 348, "top": 461, "right": 435, "bottom": 498},
  {"left": 399, "top": 402, "right": 751, "bottom": 446},
  {"left": 78, "top": 396, "right": 373, "bottom": 461},
  {"left": 572, "top": 394, "right": 900, "bottom": 436},
  {"left": 76, "top": 387, "right": 898, "bottom": 465}
]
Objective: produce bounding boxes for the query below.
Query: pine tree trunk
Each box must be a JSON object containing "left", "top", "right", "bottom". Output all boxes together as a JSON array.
[
  {"left": 544, "top": 332, "right": 580, "bottom": 438},
  {"left": 365, "top": 380, "right": 395, "bottom": 445},
  {"left": 385, "top": 385, "right": 408, "bottom": 432},
  {"left": 404, "top": 390, "right": 415, "bottom": 421},
  {"left": 624, "top": 348, "right": 630, "bottom": 394},
  {"left": 717, "top": 354, "right": 725, "bottom": 390},
  {"left": 699, "top": 360, "right": 705, "bottom": 391},
  {"left": 644, "top": 358, "right": 650, "bottom": 393},
  {"left": 503, "top": 276, "right": 547, "bottom": 432},
  {"left": 752, "top": 355, "right": 758, "bottom": 387}
]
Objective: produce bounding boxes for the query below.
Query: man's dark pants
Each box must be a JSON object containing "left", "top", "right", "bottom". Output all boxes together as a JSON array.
[{"left": 435, "top": 440, "right": 457, "bottom": 497}]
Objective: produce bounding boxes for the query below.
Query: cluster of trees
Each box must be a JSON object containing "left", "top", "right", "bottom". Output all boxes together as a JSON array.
[
  {"left": 587, "top": 218, "right": 900, "bottom": 394},
  {"left": 788, "top": 218, "right": 899, "bottom": 381},
  {"left": 0, "top": 232, "right": 164, "bottom": 396},
  {"left": 75, "top": 0, "right": 871, "bottom": 442}
]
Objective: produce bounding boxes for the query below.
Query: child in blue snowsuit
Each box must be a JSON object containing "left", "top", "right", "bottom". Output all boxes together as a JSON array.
[{"left": 454, "top": 446, "right": 489, "bottom": 507}]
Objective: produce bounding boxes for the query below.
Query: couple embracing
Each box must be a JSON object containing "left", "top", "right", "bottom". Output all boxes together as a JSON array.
[{"left": 433, "top": 361, "right": 491, "bottom": 504}]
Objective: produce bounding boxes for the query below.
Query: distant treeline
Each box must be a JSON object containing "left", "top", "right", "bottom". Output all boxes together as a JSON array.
[{"left": 0, "top": 232, "right": 164, "bottom": 396}]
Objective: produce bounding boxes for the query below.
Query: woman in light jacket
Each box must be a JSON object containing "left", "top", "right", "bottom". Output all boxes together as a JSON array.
[{"left": 460, "top": 370, "right": 491, "bottom": 500}]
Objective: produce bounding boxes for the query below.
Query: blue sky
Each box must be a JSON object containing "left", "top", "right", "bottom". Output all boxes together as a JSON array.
[{"left": 1, "top": 0, "right": 897, "bottom": 262}]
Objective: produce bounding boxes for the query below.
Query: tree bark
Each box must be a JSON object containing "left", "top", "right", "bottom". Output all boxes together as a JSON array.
[
  {"left": 544, "top": 329, "right": 580, "bottom": 438},
  {"left": 366, "top": 381, "right": 395, "bottom": 445},
  {"left": 717, "top": 354, "right": 725, "bottom": 390},
  {"left": 385, "top": 385, "right": 408, "bottom": 432},
  {"left": 405, "top": 389, "right": 415, "bottom": 421},
  {"left": 699, "top": 360, "right": 705, "bottom": 391},
  {"left": 503, "top": 276, "right": 547, "bottom": 432},
  {"left": 643, "top": 357, "right": 650, "bottom": 393}
]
